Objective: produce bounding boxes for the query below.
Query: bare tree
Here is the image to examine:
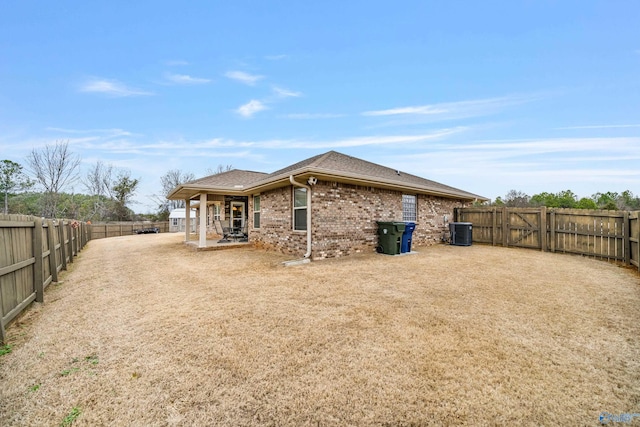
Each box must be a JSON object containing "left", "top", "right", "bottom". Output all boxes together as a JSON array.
[
  {"left": 26, "top": 141, "right": 81, "bottom": 217},
  {"left": 159, "top": 169, "right": 196, "bottom": 211},
  {"left": 84, "top": 161, "right": 114, "bottom": 220},
  {"left": 206, "top": 164, "right": 234, "bottom": 176},
  {"left": 84, "top": 161, "right": 113, "bottom": 197},
  {"left": 503, "top": 189, "right": 530, "bottom": 207}
]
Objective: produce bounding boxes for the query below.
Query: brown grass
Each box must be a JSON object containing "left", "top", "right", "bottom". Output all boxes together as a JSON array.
[{"left": 1, "top": 233, "right": 639, "bottom": 426}]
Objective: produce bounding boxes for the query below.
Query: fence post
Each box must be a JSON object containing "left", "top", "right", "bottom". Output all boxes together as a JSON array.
[
  {"left": 67, "top": 221, "right": 74, "bottom": 264},
  {"left": 47, "top": 219, "right": 58, "bottom": 283},
  {"left": 540, "top": 206, "right": 547, "bottom": 252},
  {"left": 58, "top": 221, "right": 67, "bottom": 270},
  {"left": 33, "top": 217, "right": 44, "bottom": 303},
  {"left": 73, "top": 224, "right": 78, "bottom": 255},
  {"left": 623, "top": 211, "right": 630, "bottom": 266}
]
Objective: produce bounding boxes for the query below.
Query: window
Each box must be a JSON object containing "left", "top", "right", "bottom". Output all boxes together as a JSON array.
[
  {"left": 172, "top": 218, "right": 178, "bottom": 226},
  {"left": 212, "top": 204, "right": 221, "bottom": 221},
  {"left": 293, "top": 187, "right": 307, "bottom": 231},
  {"left": 402, "top": 194, "right": 417, "bottom": 222},
  {"left": 253, "top": 195, "right": 261, "bottom": 229}
]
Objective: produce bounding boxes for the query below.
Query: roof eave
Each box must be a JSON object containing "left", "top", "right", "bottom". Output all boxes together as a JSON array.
[
  {"left": 167, "top": 184, "right": 247, "bottom": 200},
  {"left": 252, "top": 167, "right": 485, "bottom": 201}
]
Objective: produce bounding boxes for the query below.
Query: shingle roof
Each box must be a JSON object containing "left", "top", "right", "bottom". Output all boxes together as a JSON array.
[
  {"left": 254, "top": 151, "right": 485, "bottom": 200},
  {"left": 186, "top": 169, "right": 268, "bottom": 189},
  {"left": 168, "top": 150, "right": 486, "bottom": 201}
]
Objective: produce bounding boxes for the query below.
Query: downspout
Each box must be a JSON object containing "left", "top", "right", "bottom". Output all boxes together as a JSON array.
[{"left": 289, "top": 175, "right": 312, "bottom": 258}]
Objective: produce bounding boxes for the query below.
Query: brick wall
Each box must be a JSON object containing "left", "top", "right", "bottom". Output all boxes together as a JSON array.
[
  {"left": 249, "top": 187, "right": 307, "bottom": 256},
  {"left": 249, "top": 180, "right": 468, "bottom": 260},
  {"left": 415, "top": 194, "right": 466, "bottom": 245}
]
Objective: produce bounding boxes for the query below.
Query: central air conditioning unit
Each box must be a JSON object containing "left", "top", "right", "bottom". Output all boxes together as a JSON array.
[{"left": 449, "top": 222, "right": 473, "bottom": 246}]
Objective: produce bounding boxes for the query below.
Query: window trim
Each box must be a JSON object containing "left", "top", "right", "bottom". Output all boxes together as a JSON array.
[
  {"left": 293, "top": 187, "right": 307, "bottom": 231},
  {"left": 253, "top": 195, "right": 261, "bottom": 229},
  {"left": 212, "top": 203, "right": 221, "bottom": 221},
  {"left": 402, "top": 194, "right": 417, "bottom": 222}
]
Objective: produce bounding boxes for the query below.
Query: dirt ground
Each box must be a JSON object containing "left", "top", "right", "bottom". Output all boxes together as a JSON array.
[{"left": 1, "top": 233, "right": 639, "bottom": 426}]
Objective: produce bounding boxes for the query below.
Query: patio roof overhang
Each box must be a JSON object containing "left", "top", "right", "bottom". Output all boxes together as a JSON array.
[{"left": 167, "top": 185, "right": 247, "bottom": 201}]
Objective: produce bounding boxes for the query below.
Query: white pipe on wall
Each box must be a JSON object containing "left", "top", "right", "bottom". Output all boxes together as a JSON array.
[{"left": 289, "top": 175, "right": 312, "bottom": 258}]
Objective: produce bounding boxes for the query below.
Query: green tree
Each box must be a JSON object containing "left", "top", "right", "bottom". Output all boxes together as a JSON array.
[
  {"left": 576, "top": 197, "right": 598, "bottom": 209},
  {"left": 555, "top": 190, "right": 577, "bottom": 208},
  {"left": 530, "top": 192, "right": 557, "bottom": 207},
  {"left": 593, "top": 192, "right": 618, "bottom": 210},
  {"left": 6, "top": 191, "right": 40, "bottom": 215},
  {"left": 492, "top": 196, "right": 505, "bottom": 206},
  {"left": 111, "top": 171, "right": 139, "bottom": 221},
  {"left": 0, "top": 160, "right": 33, "bottom": 214}
]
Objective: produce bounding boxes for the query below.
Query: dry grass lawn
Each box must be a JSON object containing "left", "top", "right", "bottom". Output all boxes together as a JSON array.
[{"left": 1, "top": 233, "right": 639, "bottom": 426}]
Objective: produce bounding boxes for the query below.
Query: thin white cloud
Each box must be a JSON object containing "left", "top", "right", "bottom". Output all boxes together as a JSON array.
[
  {"left": 225, "top": 71, "right": 264, "bottom": 86},
  {"left": 46, "top": 127, "right": 133, "bottom": 137},
  {"left": 363, "top": 105, "right": 448, "bottom": 116},
  {"left": 236, "top": 100, "right": 268, "bottom": 118},
  {"left": 392, "top": 137, "right": 640, "bottom": 177},
  {"left": 177, "top": 128, "right": 465, "bottom": 149},
  {"left": 296, "top": 129, "right": 465, "bottom": 149},
  {"left": 98, "top": 127, "right": 464, "bottom": 152},
  {"left": 556, "top": 124, "right": 640, "bottom": 130},
  {"left": 265, "top": 54, "right": 288, "bottom": 60},
  {"left": 282, "top": 113, "right": 346, "bottom": 119},
  {"left": 80, "top": 78, "right": 153, "bottom": 97},
  {"left": 165, "top": 73, "right": 211, "bottom": 85},
  {"left": 272, "top": 86, "right": 302, "bottom": 98},
  {"left": 362, "top": 94, "right": 539, "bottom": 121}
]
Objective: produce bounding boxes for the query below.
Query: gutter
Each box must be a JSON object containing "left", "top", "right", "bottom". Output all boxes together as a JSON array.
[{"left": 289, "top": 175, "right": 312, "bottom": 259}]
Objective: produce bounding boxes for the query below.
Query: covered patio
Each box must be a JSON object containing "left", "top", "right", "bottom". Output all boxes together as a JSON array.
[{"left": 167, "top": 170, "right": 267, "bottom": 249}]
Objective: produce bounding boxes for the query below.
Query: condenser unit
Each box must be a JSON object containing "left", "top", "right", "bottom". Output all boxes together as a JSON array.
[{"left": 449, "top": 222, "right": 473, "bottom": 246}]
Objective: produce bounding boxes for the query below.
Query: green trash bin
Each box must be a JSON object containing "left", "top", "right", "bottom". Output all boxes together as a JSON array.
[{"left": 376, "top": 221, "right": 406, "bottom": 255}]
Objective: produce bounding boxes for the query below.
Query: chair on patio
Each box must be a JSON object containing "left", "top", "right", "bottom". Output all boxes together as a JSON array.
[
  {"left": 214, "top": 220, "right": 231, "bottom": 243},
  {"left": 226, "top": 225, "right": 246, "bottom": 242}
]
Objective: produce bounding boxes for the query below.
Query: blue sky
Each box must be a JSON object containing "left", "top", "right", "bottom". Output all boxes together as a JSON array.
[{"left": 1, "top": 1, "right": 639, "bottom": 212}]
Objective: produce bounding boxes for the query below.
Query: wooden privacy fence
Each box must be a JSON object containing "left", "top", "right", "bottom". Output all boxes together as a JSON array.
[
  {"left": 90, "top": 221, "right": 169, "bottom": 239},
  {"left": 455, "top": 207, "right": 640, "bottom": 272},
  {"left": 0, "top": 215, "right": 89, "bottom": 344}
]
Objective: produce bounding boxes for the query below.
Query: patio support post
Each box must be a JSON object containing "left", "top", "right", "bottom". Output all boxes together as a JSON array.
[
  {"left": 185, "top": 199, "right": 191, "bottom": 242},
  {"left": 199, "top": 193, "right": 207, "bottom": 248}
]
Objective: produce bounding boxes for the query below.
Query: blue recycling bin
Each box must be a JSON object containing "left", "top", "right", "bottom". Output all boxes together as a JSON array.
[{"left": 401, "top": 222, "right": 416, "bottom": 253}]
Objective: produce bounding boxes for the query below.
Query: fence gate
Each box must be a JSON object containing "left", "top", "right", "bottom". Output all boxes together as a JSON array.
[
  {"left": 506, "top": 209, "right": 543, "bottom": 249},
  {"left": 455, "top": 207, "right": 639, "bottom": 271}
]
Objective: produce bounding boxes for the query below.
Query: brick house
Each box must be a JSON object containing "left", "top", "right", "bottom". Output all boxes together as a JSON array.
[{"left": 167, "top": 151, "right": 486, "bottom": 259}]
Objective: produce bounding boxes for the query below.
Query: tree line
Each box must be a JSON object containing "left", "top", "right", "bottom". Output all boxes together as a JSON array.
[
  {"left": 492, "top": 189, "right": 640, "bottom": 211},
  {"left": 2, "top": 140, "right": 234, "bottom": 221},
  {"left": 1, "top": 141, "right": 140, "bottom": 221}
]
